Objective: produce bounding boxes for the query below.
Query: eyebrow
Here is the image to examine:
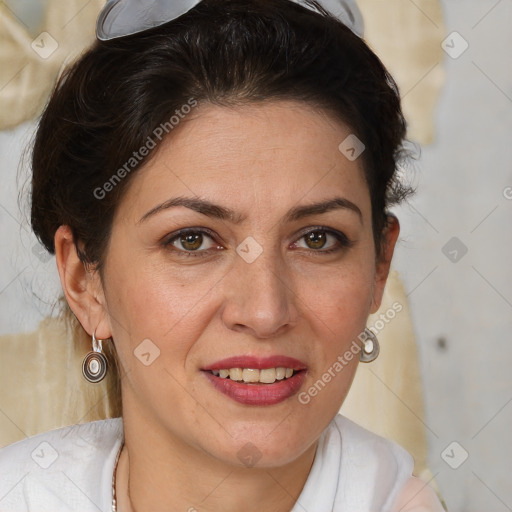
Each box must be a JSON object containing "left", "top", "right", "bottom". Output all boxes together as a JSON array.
[{"left": 138, "top": 196, "right": 363, "bottom": 224}]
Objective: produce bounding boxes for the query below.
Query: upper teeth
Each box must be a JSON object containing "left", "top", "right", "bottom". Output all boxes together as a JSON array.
[{"left": 211, "top": 367, "right": 294, "bottom": 383}]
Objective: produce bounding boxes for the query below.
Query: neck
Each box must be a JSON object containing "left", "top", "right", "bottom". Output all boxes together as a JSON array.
[{"left": 116, "top": 405, "right": 318, "bottom": 512}]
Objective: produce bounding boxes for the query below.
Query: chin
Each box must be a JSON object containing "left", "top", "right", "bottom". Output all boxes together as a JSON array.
[{"left": 204, "top": 422, "right": 318, "bottom": 469}]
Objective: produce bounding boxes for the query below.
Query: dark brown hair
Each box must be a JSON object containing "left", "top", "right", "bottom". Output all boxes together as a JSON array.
[{"left": 31, "top": 0, "right": 410, "bottom": 266}]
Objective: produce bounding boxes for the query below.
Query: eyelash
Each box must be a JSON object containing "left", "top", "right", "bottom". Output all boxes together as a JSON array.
[{"left": 162, "top": 226, "right": 353, "bottom": 258}]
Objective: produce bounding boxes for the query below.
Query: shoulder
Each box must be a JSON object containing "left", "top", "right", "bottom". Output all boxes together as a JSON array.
[
  {"left": 332, "top": 414, "right": 414, "bottom": 473},
  {"left": 329, "top": 416, "right": 444, "bottom": 511},
  {"left": 391, "top": 476, "right": 446, "bottom": 511},
  {"left": 0, "top": 418, "right": 123, "bottom": 512},
  {"left": 0, "top": 417, "right": 123, "bottom": 469},
  {"left": 329, "top": 415, "right": 415, "bottom": 510}
]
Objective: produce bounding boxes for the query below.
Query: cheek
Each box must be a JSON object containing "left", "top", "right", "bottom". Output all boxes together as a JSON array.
[
  {"left": 293, "top": 267, "right": 374, "bottom": 423},
  {"left": 294, "top": 251, "right": 375, "bottom": 389},
  {"left": 102, "top": 262, "right": 212, "bottom": 422},
  {"left": 298, "top": 254, "right": 375, "bottom": 336},
  {"left": 102, "top": 252, "right": 222, "bottom": 368},
  {"left": 101, "top": 258, "right": 193, "bottom": 350}
]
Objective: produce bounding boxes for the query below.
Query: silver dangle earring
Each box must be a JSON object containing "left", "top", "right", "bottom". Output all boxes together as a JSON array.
[
  {"left": 359, "top": 328, "right": 380, "bottom": 363},
  {"left": 82, "top": 331, "right": 109, "bottom": 383}
]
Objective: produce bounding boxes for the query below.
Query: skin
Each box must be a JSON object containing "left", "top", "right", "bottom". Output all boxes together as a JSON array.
[{"left": 55, "top": 100, "right": 399, "bottom": 512}]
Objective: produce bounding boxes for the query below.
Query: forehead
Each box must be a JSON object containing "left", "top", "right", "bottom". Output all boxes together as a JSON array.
[{"left": 118, "top": 100, "right": 371, "bottom": 222}]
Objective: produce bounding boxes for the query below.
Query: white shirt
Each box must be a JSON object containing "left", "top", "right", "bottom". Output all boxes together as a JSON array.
[{"left": 0, "top": 414, "right": 444, "bottom": 511}]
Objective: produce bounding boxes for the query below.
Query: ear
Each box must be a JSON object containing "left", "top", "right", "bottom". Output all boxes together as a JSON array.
[
  {"left": 370, "top": 215, "right": 400, "bottom": 314},
  {"left": 54, "top": 225, "right": 111, "bottom": 339}
]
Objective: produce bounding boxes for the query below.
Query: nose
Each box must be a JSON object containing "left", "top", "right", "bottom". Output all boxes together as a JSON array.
[{"left": 220, "top": 246, "right": 299, "bottom": 339}]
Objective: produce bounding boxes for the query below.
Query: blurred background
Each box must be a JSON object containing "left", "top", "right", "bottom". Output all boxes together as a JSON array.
[{"left": 0, "top": 0, "right": 511, "bottom": 510}]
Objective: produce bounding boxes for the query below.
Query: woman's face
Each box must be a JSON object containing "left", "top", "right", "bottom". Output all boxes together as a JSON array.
[{"left": 96, "top": 100, "right": 395, "bottom": 467}]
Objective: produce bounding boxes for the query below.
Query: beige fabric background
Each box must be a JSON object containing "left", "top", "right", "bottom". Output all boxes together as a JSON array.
[
  {"left": 0, "top": 0, "right": 104, "bottom": 129},
  {"left": 357, "top": 0, "right": 445, "bottom": 144}
]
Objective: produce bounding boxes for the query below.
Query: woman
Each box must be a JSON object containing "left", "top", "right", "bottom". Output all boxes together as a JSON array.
[{"left": 0, "top": 0, "right": 445, "bottom": 510}]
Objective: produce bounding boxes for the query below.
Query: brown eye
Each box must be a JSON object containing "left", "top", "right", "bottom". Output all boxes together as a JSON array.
[
  {"left": 292, "top": 228, "right": 353, "bottom": 254},
  {"left": 179, "top": 233, "right": 204, "bottom": 251},
  {"left": 164, "top": 229, "right": 219, "bottom": 256},
  {"left": 304, "top": 231, "right": 328, "bottom": 250}
]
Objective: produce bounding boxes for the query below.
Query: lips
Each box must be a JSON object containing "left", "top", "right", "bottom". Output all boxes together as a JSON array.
[{"left": 201, "top": 355, "right": 307, "bottom": 406}]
